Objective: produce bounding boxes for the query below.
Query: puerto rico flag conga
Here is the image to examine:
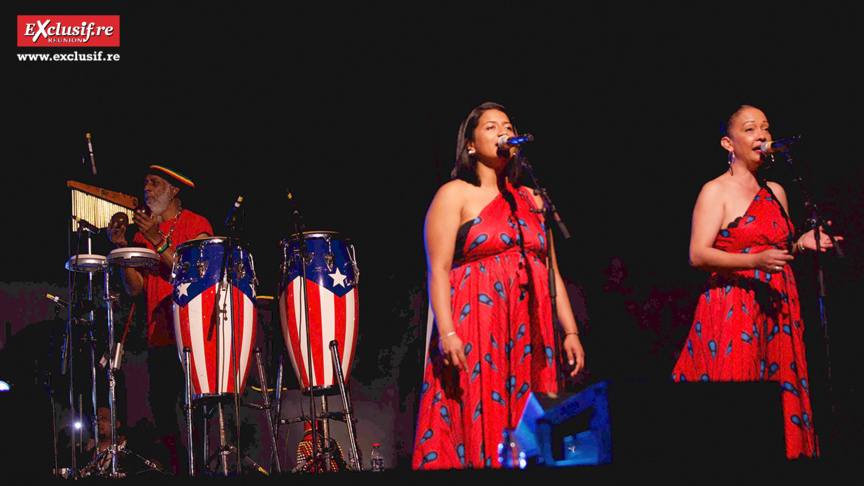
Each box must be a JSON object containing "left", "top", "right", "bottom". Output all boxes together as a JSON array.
[{"left": 278, "top": 231, "right": 359, "bottom": 392}]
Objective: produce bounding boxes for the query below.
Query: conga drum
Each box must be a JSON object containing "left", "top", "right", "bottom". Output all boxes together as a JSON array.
[
  {"left": 278, "top": 231, "right": 359, "bottom": 392},
  {"left": 172, "top": 237, "right": 258, "bottom": 400}
]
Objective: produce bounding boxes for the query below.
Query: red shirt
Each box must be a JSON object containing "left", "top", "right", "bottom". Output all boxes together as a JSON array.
[{"left": 132, "top": 209, "right": 212, "bottom": 348}]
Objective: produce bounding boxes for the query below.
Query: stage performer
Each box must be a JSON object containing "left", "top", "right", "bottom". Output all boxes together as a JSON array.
[
  {"left": 108, "top": 164, "right": 212, "bottom": 474},
  {"left": 413, "top": 102, "right": 585, "bottom": 470},
  {"left": 671, "top": 105, "right": 840, "bottom": 459}
]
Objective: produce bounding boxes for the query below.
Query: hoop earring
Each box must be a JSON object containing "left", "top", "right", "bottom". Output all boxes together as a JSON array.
[{"left": 727, "top": 151, "right": 735, "bottom": 174}]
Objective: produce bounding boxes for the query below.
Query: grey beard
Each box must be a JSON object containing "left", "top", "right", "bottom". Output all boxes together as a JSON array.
[{"left": 147, "top": 193, "right": 171, "bottom": 220}]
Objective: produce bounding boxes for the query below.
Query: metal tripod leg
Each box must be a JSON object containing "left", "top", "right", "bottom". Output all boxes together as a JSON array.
[
  {"left": 329, "top": 340, "right": 362, "bottom": 471},
  {"left": 183, "top": 347, "right": 195, "bottom": 476},
  {"left": 254, "top": 348, "right": 283, "bottom": 474}
]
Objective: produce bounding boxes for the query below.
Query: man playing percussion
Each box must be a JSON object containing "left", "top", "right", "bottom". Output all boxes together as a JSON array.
[{"left": 108, "top": 164, "right": 212, "bottom": 475}]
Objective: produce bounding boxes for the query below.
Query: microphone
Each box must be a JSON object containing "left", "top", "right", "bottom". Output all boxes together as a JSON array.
[
  {"left": 46, "top": 293, "right": 70, "bottom": 307},
  {"left": 498, "top": 134, "right": 535, "bottom": 149},
  {"left": 761, "top": 135, "right": 801, "bottom": 154},
  {"left": 224, "top": 195, "right": 244, "bottom": 228},
  {"left": 71, "top": 215, "right": 100, "bottom": 234},
  {"left": 86, "top": 133, "right": 96, "bottom": 175}
]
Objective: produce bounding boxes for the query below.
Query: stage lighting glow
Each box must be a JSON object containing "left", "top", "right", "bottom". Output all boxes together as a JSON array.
[{"left": 0, "top": 380, "right": 9, "bottom": 392}]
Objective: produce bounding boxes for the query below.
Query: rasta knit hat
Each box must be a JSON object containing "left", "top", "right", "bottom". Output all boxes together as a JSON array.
[{"left": 147, "top": 165, "right": 195, "bottom": 189}]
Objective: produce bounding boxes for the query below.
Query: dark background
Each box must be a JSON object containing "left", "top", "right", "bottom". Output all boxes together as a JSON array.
[{"left": 4, "top": 2, "right": 863, "bottom": 470}]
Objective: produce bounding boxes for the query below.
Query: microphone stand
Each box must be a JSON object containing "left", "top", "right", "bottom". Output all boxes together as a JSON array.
[
  {"left": 286, "top": 190, "right": 323, "bottom": 472},
  {"left": 517, "top": 151, "right": 572, "bottom": 390},
  {"left": 780, "top": 146, "right": 844, "bottom": 437},
  {"left": 221, "top": 203, "right": 246, "bottom": 475}
]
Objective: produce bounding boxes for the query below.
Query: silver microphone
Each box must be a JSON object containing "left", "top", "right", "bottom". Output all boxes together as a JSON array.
[
  {"left": 86, "top": 133, "right": 96, "bottom": 175},
  {"left": 761, "top": 135, "right": 801, "bottom": 154},
  {"left": 497, "top": 134, "right": 535, "bottom": 149}
]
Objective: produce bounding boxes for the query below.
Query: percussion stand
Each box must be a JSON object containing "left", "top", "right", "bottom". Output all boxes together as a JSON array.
[
  {"left": 253, "top": 348, "right": 283, "bottom": 474},
  {"left": 329, "top": 340, "right": 362, "bottom": 471},
  {"left": 81, "top": 261, "right": 170, "bottom": 478},
  {"left": 518, "top": 152, "right": 573, "bottom": 389},
  {"left": 63, "top": 221, "right": 102, "bottom": 478}
]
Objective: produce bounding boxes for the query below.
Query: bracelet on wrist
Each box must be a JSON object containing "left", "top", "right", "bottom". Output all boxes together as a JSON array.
[
  {"left": 797, "top": 237, "right": 805, "bottom": 253},
  {"left": 565, "top": 331, "right": 579, "bottom": 337},
  {"left": 444, "top": 331, "right": 457, "bottom": 338},
  {"left": 156, "top": 238, "right": 170, "bottom": 254}
]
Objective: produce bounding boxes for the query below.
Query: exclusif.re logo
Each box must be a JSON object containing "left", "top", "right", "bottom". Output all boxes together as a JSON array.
[{"left": 17, "top": 15, "right": 120, "bottom": 47}]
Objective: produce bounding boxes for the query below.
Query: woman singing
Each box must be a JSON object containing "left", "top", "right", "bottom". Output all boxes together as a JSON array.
[
  {"left": 671, "top": 105, "right": 839, "bottom": 458},
  {"left": 412, "top": 102, "right": 585, "bottom": 469}
]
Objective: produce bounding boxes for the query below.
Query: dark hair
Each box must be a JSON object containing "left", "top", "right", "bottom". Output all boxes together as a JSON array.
[
  {"left": 451, "top": 101, "right": 523, "bottom": 186},
  {"left": 721, "top": 104, "right": 758, "bottom": 137}
]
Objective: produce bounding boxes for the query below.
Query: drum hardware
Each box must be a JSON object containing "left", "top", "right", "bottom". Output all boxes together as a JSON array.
[
  {"left": 234, "top": 261, "right": 247, "bottom": 280},
  {"left": 183, "top": 347, "right": 195, "bottom": 477},
  {"left": 253, "top": 348, "right": 283, "bottom": 474},
  {"left": 77, "top": 256, "right": 158, "bottom": 478},
  {"left": 181, "top": 348, "right": 282, "bottom": 476},
  {"left": 60, "top": 222, "right": 104, "bottom": 478},
  {"left": 323, "top": 252, "right": 335, "bottom": 272},
  {"left": 329, "top": 339, "right": 362, "bottom": 471},
  {"left": 197, "top": 257, "right": 209, "bottom": 279}
]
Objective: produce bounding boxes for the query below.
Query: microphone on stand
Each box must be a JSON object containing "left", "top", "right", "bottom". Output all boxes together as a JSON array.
[
  {"left": 71, "top": 216, "right": 100, "bottom": 234},
  {"left": 498, "top": 134, "right": 535, "bottom": 149},
  {"left": 761, "top": 135, "right": 802, "bottom": 154},
  {"left": 46, "top": 294, "right": 70, "bottom": 307},
  {"left": 86, "top": 133, "right": 96, "bottom": 175},
  {"left": 224, "top": 196, "right": 244, "bottom": 229},
  {"left": 286, "top": 188, "right": 304, "bottom": 232}
]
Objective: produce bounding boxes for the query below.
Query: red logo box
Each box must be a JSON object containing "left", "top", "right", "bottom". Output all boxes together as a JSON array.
[{"left": 17, "top": 15, "right": 120, "bottom": 47}]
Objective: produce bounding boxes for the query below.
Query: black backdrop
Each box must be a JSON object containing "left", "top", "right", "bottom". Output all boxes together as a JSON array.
[{"left": 4, "top": 3, "right": 863, "bottom": 468}]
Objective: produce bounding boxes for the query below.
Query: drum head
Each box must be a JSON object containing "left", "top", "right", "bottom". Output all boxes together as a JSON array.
[
  {"left": 176, "top": 236, "right": 231, "bottom": 252},
  {"left": 65, "top": 254, "right": 105, "bottom": 273},
  {"left": 281, "top": 230, "right": 342, "bottom": 246},
  {"left": 107, "top": 247, "right": 160, "bottom": 268}
]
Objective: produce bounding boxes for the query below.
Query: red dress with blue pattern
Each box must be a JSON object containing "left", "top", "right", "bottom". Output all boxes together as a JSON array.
[
  {"left": 412, "top": 184, "right": 558, "bottom": 469},
  {"left": 671, "top": 186, "right": 818, "bottom": 459}
]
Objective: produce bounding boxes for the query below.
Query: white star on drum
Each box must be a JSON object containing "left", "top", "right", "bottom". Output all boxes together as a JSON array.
[
  {"left": 176, "top": 282, "right": 191, "bottom": 300},
  {"left": 329, "top": 268, "right": 347, "bottom": 288}
]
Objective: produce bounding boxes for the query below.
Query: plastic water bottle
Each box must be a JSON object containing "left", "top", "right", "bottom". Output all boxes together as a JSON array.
[{"left": 370, "top": 443, "right": 384, "bottom": 471}]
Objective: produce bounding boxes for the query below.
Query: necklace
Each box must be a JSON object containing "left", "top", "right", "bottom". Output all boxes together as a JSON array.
[{"left": 156, "top": 208, "right": 183, "bottom": 254}]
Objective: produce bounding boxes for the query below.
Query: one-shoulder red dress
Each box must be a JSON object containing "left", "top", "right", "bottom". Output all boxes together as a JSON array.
[
  {"left": 413, "top": 184, "right": 558, "bottom": 469},
  {"left": 672, "top": 186, "right": 818, "bottom": 459}
]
